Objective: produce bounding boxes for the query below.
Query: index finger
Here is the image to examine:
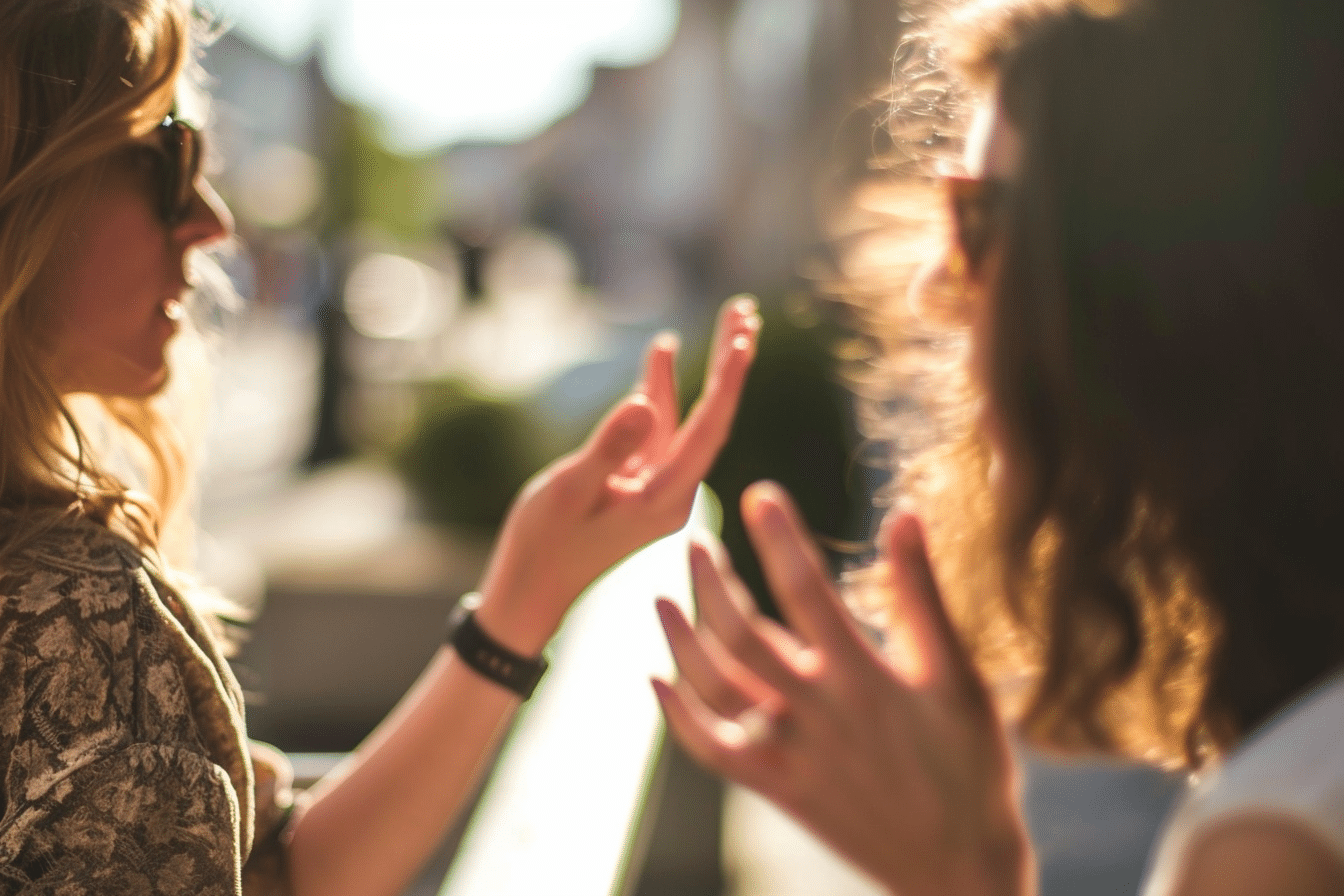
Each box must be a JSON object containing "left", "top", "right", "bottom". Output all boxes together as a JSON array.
[
  {"left": 740, "top": 481, "right": 874, "bottom": 659},
  {"left": 645, "top": 295, "right": 760, "bottom": 494}
]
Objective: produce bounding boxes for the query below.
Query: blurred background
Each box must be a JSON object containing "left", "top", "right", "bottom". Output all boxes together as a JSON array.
[{"left": 190, "top": 1, "right": 1181, "bottom": 894}]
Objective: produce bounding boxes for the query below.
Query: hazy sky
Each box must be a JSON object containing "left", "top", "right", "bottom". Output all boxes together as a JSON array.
[{"left": 210, "top": 0, "right": 680, "bottom": 153}]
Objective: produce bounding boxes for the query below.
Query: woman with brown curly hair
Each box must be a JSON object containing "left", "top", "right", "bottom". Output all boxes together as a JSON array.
[
  {"left": 0, "top": 1, "right": 760, "bottom": 893},
  {"left": 654, "top": 0, "right": 1344, "bottom": 893}
]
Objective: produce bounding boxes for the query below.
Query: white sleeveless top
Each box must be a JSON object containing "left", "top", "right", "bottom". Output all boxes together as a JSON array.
[{"left": 1139, "top": 668, "right": 1344, "bottom": 895}]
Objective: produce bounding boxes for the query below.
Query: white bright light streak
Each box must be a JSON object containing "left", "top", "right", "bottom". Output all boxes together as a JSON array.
[{"left": 214, "top": 0, "right": 680, "bottom": 153}]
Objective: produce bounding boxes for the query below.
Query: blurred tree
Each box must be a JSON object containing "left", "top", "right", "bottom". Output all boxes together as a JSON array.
[
  {"left": 686, "top": 297, "right": 868, "bottom": 620},
  {"left": 394, "top": 379, "right": 554, "bottom": 534},
  {"left": 325, "top": 103, "right": 441, "bottom": 244}
]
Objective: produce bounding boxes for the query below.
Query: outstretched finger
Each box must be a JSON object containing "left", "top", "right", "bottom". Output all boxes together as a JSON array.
[
  {"left": 688, "top": 538, "right": 814, "bottom": 700},
  {"left": 656, "top": 597, "right": 774, "bottom": 718},
  {"left": 625, "top": 332, "right": 679, "bottom": 475},
  {"left": 885, "top": 514, "right": 987, "bottom": 702},
  {"left": 741, "top": 482, "right": 874, "bottom": 659},
  {"left": 645, "top": 296, "right": 760, "bottom": 495},
  {"left": 690, "top": 533, "right": 809, "bottom": 669},
  {"left": 562, "top": 393, "right": 658, "bottom": 499},
  {"left": 651, "top": 678, "right": 775, "bottom": 784}
]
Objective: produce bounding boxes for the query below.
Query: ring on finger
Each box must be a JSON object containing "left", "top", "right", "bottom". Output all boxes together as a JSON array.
[{"left": 715, "top": 704, "right": 777, "bottom": 747}]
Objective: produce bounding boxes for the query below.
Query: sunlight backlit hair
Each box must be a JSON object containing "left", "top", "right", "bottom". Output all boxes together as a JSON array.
[
  {"left": 844, "top": 0, "right": 1344, "bottom": 770},
  {"left": 0, "top": 0, "right": 195, "bottom": 561}
]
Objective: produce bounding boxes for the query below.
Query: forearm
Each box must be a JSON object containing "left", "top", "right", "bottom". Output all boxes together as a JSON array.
[
  {"left": 282, "top": 298, "right": 758, "bottom": 896},
  {"left": 284, "top": 647, "right": 522, "bottom": 896}
]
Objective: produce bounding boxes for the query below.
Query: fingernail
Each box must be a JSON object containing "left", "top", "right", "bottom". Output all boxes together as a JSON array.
[
  {"left": 730, "top": 294, "right": 758, "bottom": 317},
  {"left": 741, "top": 480, "right": 781, "bottom": 518},
  {"left": 653, "top": 331, "right": 680, "bottom": 353},
  {"left": 654, "top": 596, "right": 678, "bottom": 626},
  {"left": 895, "top": 513, "right": 926, "bottom": 555},
  {"left": 688, "top": 541, "right": 715, "bottom": 580}
]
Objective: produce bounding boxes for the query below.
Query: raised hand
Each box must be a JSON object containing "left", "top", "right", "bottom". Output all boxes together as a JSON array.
[
  {"left": 652, "top": 481, "right": 1034, "bottom": 896},
  {"left": 472, "top": 295, "right": 761, "bottom": 654}
]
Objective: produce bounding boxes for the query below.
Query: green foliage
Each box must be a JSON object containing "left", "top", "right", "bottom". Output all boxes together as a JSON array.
[
  {"left": 687, "top": 298, "right": 866, "bottom": 619},
  {"left": 325, "top": 103, "right": 440, "bottom": 242},
  {"left": 391, "top": 297, "right": 869, "bottom": 601},
  {"left": 394, "top": 379, "right": 554, "bottom": 534}
]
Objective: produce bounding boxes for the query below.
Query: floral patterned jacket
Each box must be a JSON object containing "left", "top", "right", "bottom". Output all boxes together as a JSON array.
[{"left": 0, "top": 515, "right": 293, "bottom": 895}]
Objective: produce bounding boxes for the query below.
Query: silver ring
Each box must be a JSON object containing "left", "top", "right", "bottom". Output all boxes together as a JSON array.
[{"left": 715, "top": 704, "right": 775, "bottom": 746}]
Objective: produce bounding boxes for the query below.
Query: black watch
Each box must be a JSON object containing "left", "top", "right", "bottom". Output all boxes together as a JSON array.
[{"left": 445, "top": 592, "right": 549, "bottom": 700}]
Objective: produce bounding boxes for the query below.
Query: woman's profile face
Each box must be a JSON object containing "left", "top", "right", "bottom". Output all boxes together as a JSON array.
[{"left": 30, "top": 130, "right": 231, "bottom": 398}]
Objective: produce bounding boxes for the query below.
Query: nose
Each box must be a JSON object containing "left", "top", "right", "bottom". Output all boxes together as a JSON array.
[{"left": 175, "top": 177, "right": 234, "bottom": 248}]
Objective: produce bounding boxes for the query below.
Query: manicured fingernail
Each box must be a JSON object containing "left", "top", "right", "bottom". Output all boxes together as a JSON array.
[
  {"left": 650, "top": 677, "right": 673, "bottom": 703},
  {"left": 742, "top": 480, "right": 782, "bottom": 519},
  {"left": 653, "top": 331, "right": 680, "bottom": 352},
  {"left": 654, "top": 596, "right": 678, "bottom": 626},
  {"left": 688, "top": 541, "right": 715, "bottom": 580},
  {"left": 895, "top": 513, "right": 925, "bottom": 555}
]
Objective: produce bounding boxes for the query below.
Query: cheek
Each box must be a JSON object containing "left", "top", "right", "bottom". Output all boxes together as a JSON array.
[
  {"left": 50, "top": 202, "right": 159, "bottom": 317},
  {"left": 31, "top": 195, "right": 173, "bottom": 394}
]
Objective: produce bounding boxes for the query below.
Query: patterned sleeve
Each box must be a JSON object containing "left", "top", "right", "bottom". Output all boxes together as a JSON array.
[{"left": 0, "top": 546, "right": 246, "bottom": 895}]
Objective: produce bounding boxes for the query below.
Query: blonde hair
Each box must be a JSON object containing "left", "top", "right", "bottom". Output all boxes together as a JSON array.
[{"left": 0, "top": 0, "right": 198, "bottom": 563}]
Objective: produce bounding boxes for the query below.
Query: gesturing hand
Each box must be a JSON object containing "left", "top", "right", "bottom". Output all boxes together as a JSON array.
[
  {"left": 652, "top": 481, "right": 1034, "bottom": 896},
  {"left": 472, "top": 296, "right": 761, "bottom": 654}
]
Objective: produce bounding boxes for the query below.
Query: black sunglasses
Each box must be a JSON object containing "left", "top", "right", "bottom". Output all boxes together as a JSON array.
[
  {"left": 943, "top": 174, "right": 1011, "bottom": 276},
  {"left": 151, "top": 112, "right": 203, "bottom": 227}
]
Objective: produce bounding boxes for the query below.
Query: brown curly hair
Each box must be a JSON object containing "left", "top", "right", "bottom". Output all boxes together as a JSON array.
[{"left": 848, "top": 0, "right": 1344, "bottom": 769}]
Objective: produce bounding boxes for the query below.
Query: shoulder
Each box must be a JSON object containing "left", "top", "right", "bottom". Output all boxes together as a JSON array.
[
  {"left": 0, "top": 512, "right": 144, "bottom": 625},
  {"left": 1142, "top": 670, "right": 1344, "bottom": 896},
  {"left": 1172, "top": 814, "right": 1344, "bottom": 896},
  {"left": 1195, "top": 669, "right": 1344, "bottom": 844},
  {"left": 0, "top": 514, "right": 148, "bottom": 754}
]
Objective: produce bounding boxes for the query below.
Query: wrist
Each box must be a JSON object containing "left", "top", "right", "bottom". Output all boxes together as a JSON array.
[
  {"left": 885, "top": 817, "right": 1034, "bottom": 896},
  {"left": 447, "top": 592, "right": 550, "bottom": 700},
  {"left": 469, "top": 585, "right": 561, "bottom": 657}
]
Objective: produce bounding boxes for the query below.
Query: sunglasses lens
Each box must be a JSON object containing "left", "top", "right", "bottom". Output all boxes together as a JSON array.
[{"left": 158, "top": 118, "right": 201, "bottom": 225}]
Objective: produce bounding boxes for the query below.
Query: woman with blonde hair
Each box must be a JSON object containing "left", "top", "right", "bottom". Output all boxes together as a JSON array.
[
  {"left": 0, "top": 1, "right": 760, "bottom": 893},
  {"left": 655, "top": 0, "right": 1344, "bottom": 893}
]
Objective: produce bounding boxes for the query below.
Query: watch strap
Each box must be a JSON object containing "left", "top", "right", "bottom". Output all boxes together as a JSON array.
[{"left": 446, "top": 592, "right": 549, "bottom": 700}]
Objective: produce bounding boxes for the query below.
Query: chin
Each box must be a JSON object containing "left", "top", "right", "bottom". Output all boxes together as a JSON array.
[
  {"left": 68, "top": 365, "right": 170, "bottom": 400},
  {"left": 125, "top": 367, "right": 171, "bottom": 398}
]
